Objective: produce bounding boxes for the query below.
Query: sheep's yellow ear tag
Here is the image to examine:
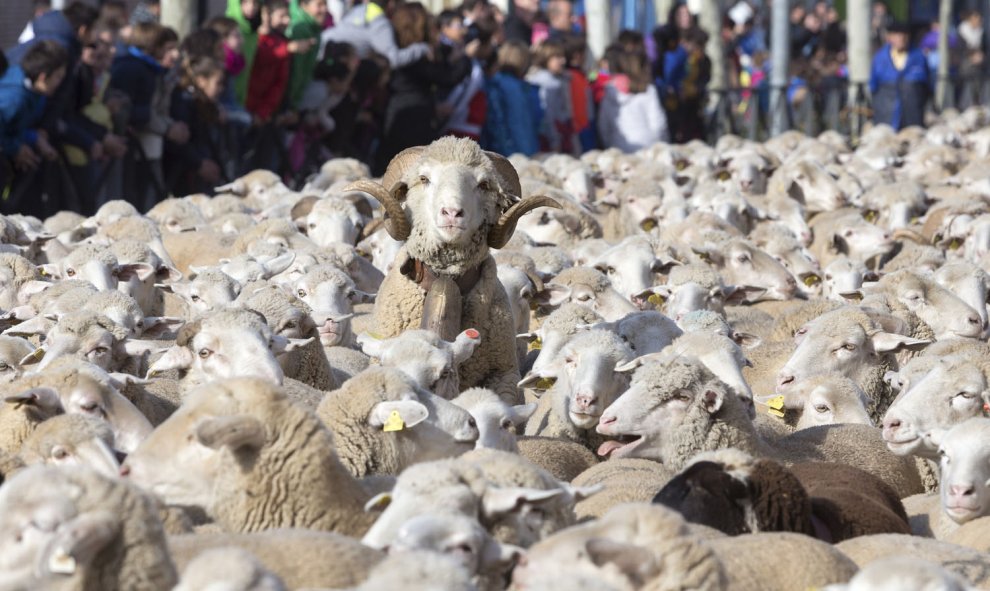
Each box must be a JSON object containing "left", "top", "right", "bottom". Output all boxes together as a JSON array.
[
  {"left": 717, "top": 170, "right": 731, "bottom": 181},
  {"left": 863, "top": 210, "right": 878, "bottom": 223},
  {"left": 535, "top": 377, "right": 556, "bottom": 390},
  {"left": 949, "top": 239, "right": 961, "bottom": 250},
  {"left": 803, "top": 274, "right": 821, "bottom": 287},
  {"left": 766, "top": 395, "right": 785, "bottom": 418},
  {"left": 640, "top": 219, "right": 657, "bottom": 231},
  {"left": 648, "top": 293, "right": 665, "bottom": 307},
  {"left": 383, "top": 410, "right": 405, "bottom": 432},
  {"left": 48, "top": 548, "right": 76, "bottom": 575},
  {"left": 24, "top": 348, "right": 45, "bottom": 363},
  {"left": 528, "top": 337, "right": 542, "bottom": 352}
]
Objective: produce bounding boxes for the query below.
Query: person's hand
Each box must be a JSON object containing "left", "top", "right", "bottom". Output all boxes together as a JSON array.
[
  {"left": 198, "top": 159, "right": 221, "bottom": 183},
  {"left": 89, "top": 141, "right": 104, "bottom": 161},
  {"left": 36, "top": 135, "right": 58, "bottom": 161},
  {"left": 288, "top": 38, "right": 316, "bottom": 53},
  {"left": 14, "top": 145, "right": 41, "bottom": 171},
  {"left": 103, "top": 133, "right": 127, "bottom": 158},
  {"left": 166, "top": 121, "right": 190, "bottom": 144}
]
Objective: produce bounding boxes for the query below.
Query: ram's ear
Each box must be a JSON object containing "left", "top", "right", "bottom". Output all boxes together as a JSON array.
[
  {"left": 368, "top": 400, "right": 428, "bottom": 429},
  {"left": 195, "top": 415, "right": 266, "bottom": 452},
  {"left": 145, "top": 346, "right": 194, "bottom": 378}
]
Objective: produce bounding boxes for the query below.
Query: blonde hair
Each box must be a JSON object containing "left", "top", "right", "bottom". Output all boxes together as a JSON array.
[{"left": 498, "top": 40, "right": 531, "bottom": 78}]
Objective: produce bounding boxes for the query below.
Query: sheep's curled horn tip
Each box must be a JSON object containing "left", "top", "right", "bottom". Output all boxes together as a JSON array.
[{"left": 341, "top": 144, "right": 561, "bottom": 247}]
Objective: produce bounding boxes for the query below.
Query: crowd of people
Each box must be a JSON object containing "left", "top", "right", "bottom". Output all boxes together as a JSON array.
[{"left": 0, "top": 0, "right": 986, "bottom": 218}]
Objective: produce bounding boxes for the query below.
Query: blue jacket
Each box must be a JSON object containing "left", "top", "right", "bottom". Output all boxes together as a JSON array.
[
  {"left": 109, "top": 47, "right": 165, "bottom": 129},
  {"left": 0, "top": 65, "right": 45, "bottom": 155},
  {"left": 481, "top": 72, "right": 540, "bottom": 157},
  {"left": 870, "top": 44, "right": 930, "bottom": 129},
  {"left": 5, "top": 10, "right": 79, "bottom": 64}
]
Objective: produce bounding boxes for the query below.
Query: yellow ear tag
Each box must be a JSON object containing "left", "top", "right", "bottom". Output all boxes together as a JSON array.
[
  {"left": 48, "top": 548, "right": 76, "bottom": 575},
  {"left": 765, "top": 395, "right": 786, "bottom": 418},
  {"left": 383, "top": 410, "right": 405, "bottom": 432},
  {"left": 949, "top": 239, "right": 961, "bottom": 250},
  {"left": 640, "top": 219, "right": 657, "bottom": 232},
  {"left": 676, "top": 160, "right": 688, "bottom": 171},
  {"left": 863, "top": 210, "right": 878, "bottom": 223},
  {"left": 803, "top": 275, "right": 821, "bottom": 287},
  {"left": 535, "top": 377, "right": 556, "bottom": 390},
  {"left": 648, "top": 293, "right": 665, "bottom": 307},
  {"left": 717, "top": 170, "right": 731, "bottom": 181},
  {"left": 528, "top": 337, "right": 542, "bottom": 352},
  {"left": 38, "top": 268, "right": 47, "bottom": 276},
  {"left": 26, "top": 348, "right": 44, "bottom": 362}
]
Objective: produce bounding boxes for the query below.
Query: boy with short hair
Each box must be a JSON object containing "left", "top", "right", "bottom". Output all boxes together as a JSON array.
[{"left": 0, "top": 40, "right": 68, "bottom": 173}]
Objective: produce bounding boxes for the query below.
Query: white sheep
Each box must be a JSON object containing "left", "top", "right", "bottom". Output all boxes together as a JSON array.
[
  {"left": 451, "top": 388, "right": 535, "bottom": 452},
  {"left": 358, "top": 329, "right": 481, "bottom": 399}
]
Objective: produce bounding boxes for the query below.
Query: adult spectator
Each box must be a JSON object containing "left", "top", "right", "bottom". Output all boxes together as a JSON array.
[
  {"left": 320, "top": 0, "right": 429, "bottom": 68},
  {"left": 547, "top": 0, "right": 574, "bottom": 40},
  {"left": 870, "top": 22, "right": 929, "bottom": 130},
  {"left": 598, "top": 47, "right": 668, "bottom": 152},
  {"left": 373, "top": 2, "right": 470, "bottom": 175},
  {"left": 503, "top": 0, "right": 539, "bottom": 45}
]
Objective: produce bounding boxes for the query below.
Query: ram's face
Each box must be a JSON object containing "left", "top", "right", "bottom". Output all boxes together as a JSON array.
[{"left": 410, "top": 161, "right": 499, "bottom": 246}]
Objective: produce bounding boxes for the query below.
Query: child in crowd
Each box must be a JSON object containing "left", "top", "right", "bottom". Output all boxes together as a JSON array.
[
  {"left": 247, "top": 0, "right": 293, "bottom": 122},
  {"left": 526, "top": 38, "right": 576, "bottom": 154},
  {"left": 598, "top": 47, "right": 668, "bottom": 152},
  {"left": 167, "top": 57, "right": 225, "bottom": 195},
  {"left": 290, "top": 42, "right": 356, "bottom": 174},
  {"left": 440, "top": 17, "right": 493, "bottom": 141},
  {"left": 287, "top": 0, "right": 327, "bottom": 109},
  {"left": 563, "top": 33, "right": 594, "bottom": 151},
  {"left": 481, "top": 39, "right": 539, "bottom": 156}
]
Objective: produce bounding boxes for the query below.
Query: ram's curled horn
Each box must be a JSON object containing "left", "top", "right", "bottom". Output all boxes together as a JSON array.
[
  {"left": 489, "top": 196, "right": 562, "bottom": 249},
  {"left": 341, "top": 147, "right": 423, "bottom": 242},
  {"left": 484, "top": 151, "right": 523, "bottom": 198},
  {"left": 342, "top": 180, "right": 411, "bottom": 241}
]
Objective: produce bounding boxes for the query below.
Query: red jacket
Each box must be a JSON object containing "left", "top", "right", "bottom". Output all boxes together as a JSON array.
[{"left": 246, "top": 32, "right": 290, "bottom": 120}]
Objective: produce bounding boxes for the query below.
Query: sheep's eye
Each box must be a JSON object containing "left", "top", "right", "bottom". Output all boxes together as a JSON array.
[
  {"left": 825, "top": 274, "right": 833, "bottom": 281},
  {"left": 956, "top": 392, "right": 976, "bottom": 400},
  {"left": 66, "top": 268, "right": 76, "bottom": 277},
  {"left": 80, "top": 402, "right": 98, "bottom": 412},
  {"left": 190, "top": 295, "right": 201, "bottom": 302},
  {"left": 500, "top": 418, "right": 513, "bottom": 429},
  {"left": 92, "top": 346, "right": 109, "bottom": 356},
  {"left": 538, "top": 212, "right": 551, "bottom": 224},
  {"left": 198, "top": 348, "right": 212, "bottom": 359},
  {"left": 674, "top": 393, "right": 691, "bottom": 402},
  {"left": 468, "top": 417, "right": 477, "bottom": 428},
  {"left": 565, "top": 356, "right": 576, "bottom": 364},
  {"left": 0, "top": 362, "right": 9, "bottom": 371},
  {"left": 796, "top": 327, "right": 808, "bottom": 336},
  {"left": 308, "top": 223, "right": 316, "bottom": 229},
  {"left": 284, "top": 321, "right": 296, "bottom": 329},
  {"left": 606, "top": 266, "right": 616, "bottom": 275},
  {"left": 904, "top": 293, "right": 921, "bottom": 301},
  {"left": 52, "top": 446, "right": 68, "bottom": 460},
  {"left": 419, "top": 175, "right": 430, "bottom": 185},
  {"left": 843, "top": 230, "right": 853, "bottom": 237},
  {"left": 297, "top": 289, "right": 307, "bottom": 298},
  {"left": 478, "top": 179, "right": 492, "bottom": 191},
  {"left": 347, "top": 290, "right": 356, "bottom": 299},
  {"left": 736, "top": 254, "right": 750, "bottom": 264},
  {"left": 814, "top": 404, "right": 830, "bottom": 413},
  {"left": 842, "top": 343, "right": 857, "bottom": 351}
]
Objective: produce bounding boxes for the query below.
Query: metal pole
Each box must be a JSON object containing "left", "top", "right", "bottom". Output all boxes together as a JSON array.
[
  {"left": 655, "top": 0, "right": 675, "bottom": 24},
  {"left": 769, "top": 0, "right": 790, "bottom": 136},
  {"left": 935, "top": 0, "right": 952, "bottom": 112},
  {"left": 586, "top": 0, "right": 611, "bottom": 60},
  {"left": 700, "top": 0, "right": 729, "bottom": 136},
  {"left": 161, "top": 0, "right": 196, "bottom": 38},
  {"left": 846, "top": 0, "right": 871, "bottom": 140}
]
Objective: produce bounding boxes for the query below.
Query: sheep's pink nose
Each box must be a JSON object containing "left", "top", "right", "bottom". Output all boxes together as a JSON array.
[
  {"left": 967, "top": 314, "right": 982, "bottom": 326},
  {"left": 119, "top": 463, "right": 131, "bottom": 477},
  {"left": 777, "top": 373, "right": 795, "bottom": 388},
  {"left": 882, "top": 417, "right": 901, "bottom": 436},
  {"left": 950, "top": 484, "right": 975, "bottom": 497},
  {"left": 440, "top": 207, "right": 464, "bottom": 219},
  {"left": 574, "top": 393, "right": 596, "bottom": 410},
  {"left": 599, "top": 415, "right": 616, "bottom": 426}
]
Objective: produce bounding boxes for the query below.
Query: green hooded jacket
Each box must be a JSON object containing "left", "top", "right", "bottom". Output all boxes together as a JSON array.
[
  {"left": 286, "top": 0, "right": 322, "bottom": 109},
  {"left": 227, "top": 0, "right": 260, "bottom": 106}
]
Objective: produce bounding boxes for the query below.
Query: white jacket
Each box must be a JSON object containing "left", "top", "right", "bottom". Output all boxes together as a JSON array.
[{"left": 597, "top": 83, "right": 669, "bottom": 153}]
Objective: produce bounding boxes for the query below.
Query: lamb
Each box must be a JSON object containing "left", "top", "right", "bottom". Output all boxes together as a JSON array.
[
  {"left": 771, "top": 374, "right": 872, "bottom": 430},
  {"left": 648, "top": 263, "right": 731, "bottom": 321},
  {"left": 173, "top": 547, "right": 286, "bottom": 591},
  {"left": 164, "top": 268, "right": 241, "bottom": 315},
  {"left": 588, "top": 236, "right": 674, "bottom": 303},
  {"left": 689, "top": 233, "right": 798, "bottom": 303},
  {"left": 0, "top": 465, "right": 177, "bottom": 591},
  {"left": 821, "top": 557, "right": 976, "bottom": 591},
  {"left": 146, "top": 198, "right": 207, "bottom": 233},
  {"left": 540, "top": 266, "right": 637, "bottom": 322},
  {"left": 358, "top": 329, "right": 481, "bottom": 399},
  {"left": 315, "top": 367, "right": 479, "bottom": 477},
  {"left": 934, "top": 261, "right": 990, "bottom": 329},
  {"left": 17, "top": 414, "right": 120, "bottom": 478},
  {"left": 355, "top": 139, "right": 559, "bottom": 404},
  {"left": 860, "top": 269, "right": 984, "bottom": 340},
  {"left": 87, "top": 214, "right": 177, "bottom": 271},
  {"left": 836, "top": 534, "right": 990, "bottom": 589},
  {"left": 166, "top": 529, "right": 384, "bottom": 589},
  {"left": 585, "top": 310, "right": 682, "bottom": 356},
  {"left": 40, "top": 243, "right": 122, "bottom": 291},
  {"left": 522, "top": 329, "right": 634, "bottom": 451},
  {"left": 749, "top": 221, "right": 822, "bottom": 294},
  {"left": 452, "top": 388, "right": 536, "bottom": 452},
  {"left": 518, "top": 302, "right": 603, "bottom": 378},
  {"left": 109, "top": 239, "right": 183, "bottom": 318},
  {"left": 0, "top": 382, "right": 64, "bottom": 454},
  {"left": 287, "top": 264, "right": 371, "bottom": 348},
  {"left": 296, "top": 195, "right": 366, "bottom": 247},
  {"left": 596, "top": 356, "right": 924, "bottom": 497},
  {"left": 654, "top": 448, "right": 910, "bottom": 542},
  {"left": 808, "top": 207, "right": 895, "bottom": 269},
  {"left": 121, "top": 377, "right": 375, "bottom": 536},
  {"left": 933, "top": 418, "right": 990, "bottom": 530},
  {"left": 0, "top": 335, "right": 35, "bottom": 382},
  {"left": 512, "top": 187, "right": 601, "bottom": 249}
]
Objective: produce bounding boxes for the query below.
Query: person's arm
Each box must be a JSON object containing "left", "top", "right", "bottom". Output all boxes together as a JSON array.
[
  {"left": 109, "top": 61, "right": 154, "bottom": 127},
  {"left": 367, "top": 17, "right": 430, "bottom": 68},
  {"left": 166, "top": 92, "right": 205, "bottom": 168},
  {"left": 869, "top": 51, "right": 881, "bottom": 94}
]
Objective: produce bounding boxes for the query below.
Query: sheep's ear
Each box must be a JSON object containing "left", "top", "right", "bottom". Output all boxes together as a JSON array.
[
  {"left": 616, "top": 352, "right": 664, "bottom": 373},
  {"left": 732, "top": 331, "right": 761, "bottom": 349},
  {"left": 871, "top": 332, "right": 931, "bottom": 353},
  {"left": 2, "top": 314, "right": 54, "bottom": 337},
  {"left": 480, "top": 538, "right": 523, "bottom": 570},
  {"left": 724, "top": 285, "right": 766, "bottom": 305},
  {"left": 261, "top": 252, "right": 296, "bottom": 277},
  {"left": 156, "top": 265, "right": 183, "bottom": 282},
  {"left": 651, "top": 257, "right": 681, "bottom": 274},
  {"left": 702, "top": 388, "right": 724, "bottom": 414},
  {"left": 357, "top": 333, "right": 388, "bottom": 358},
  {"left": 16, "top": 279, "right": 53, "bottom": 303},
  {"left": 117, "top": 338, "right": 164, "bottom": 358},
  {"left": 363, "top": 492, "right": 392, "bottom": 512},
  {"left": 508, "top": 402, "right": 538, "bottom": 425},
  {"left": 116, "top": 263, "right": 156, "bottom": 282},
  {"left": 559, "top": 482, "right": 604, "bottom": 502},
  {"left": 195, "top": 415, "right": 266, "bottom": 452},
  {"left": 350, "top": 290, "right": 376, "bottom": 304},
  {"left": 451, "top": 329, "right": 481, "bottom": 364},
  {"left": 584, "top": 538, "right": 659, "bottom": 587},
  {"left": 537, "top": 283, "right": 571, "bottom": 307},
  {"left": 42, "top": 511, "right": 121, "bottom": 575},
  {"left": 269, "top": 335, "right": 314, "bottom": 354},
  {"left": 145, "top": 346, "right": 194, "bottom": 378},
  {"left": 368, "top": 400, "right": 429, "bottom": 430},
  {"left": 5, "top": 387, "right": 61, "bottom": 413},
  {"left": 518, "top": 366, "right": 558, "bottom": 388},
  {"left": 38, "top": 264, "right": 61, "bottom": 279},
  {"left": 481, "top": 486, "right": 563, "bottom": 519},
  {"left": 139, "top": 316, "right": 184, "bottom": 339}
]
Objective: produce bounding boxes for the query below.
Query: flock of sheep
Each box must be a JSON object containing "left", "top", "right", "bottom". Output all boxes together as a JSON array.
[{"left": 4, "top": 107, "right": 990, "bottom": 589}]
